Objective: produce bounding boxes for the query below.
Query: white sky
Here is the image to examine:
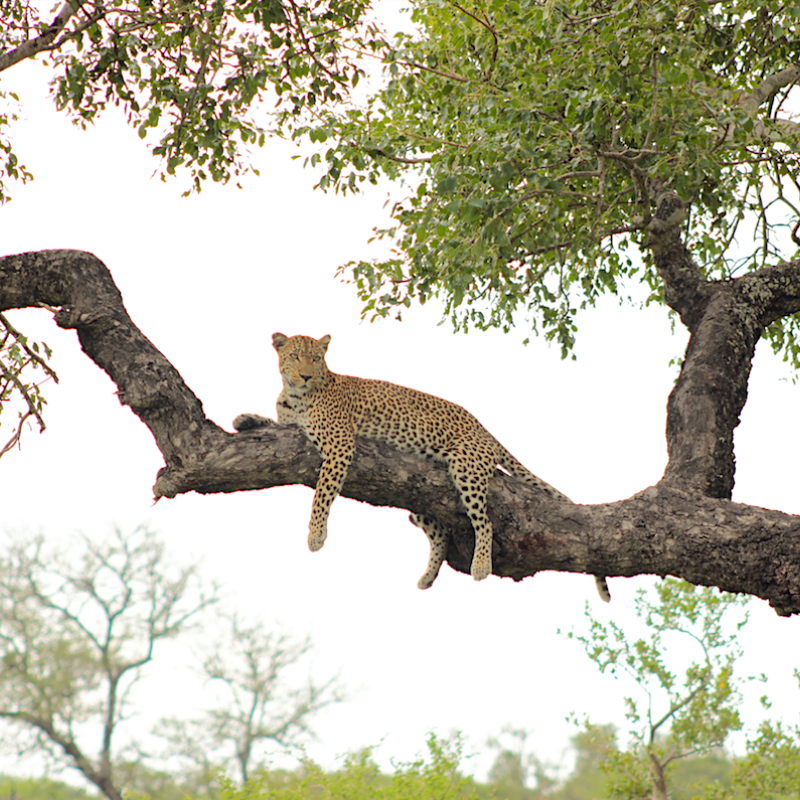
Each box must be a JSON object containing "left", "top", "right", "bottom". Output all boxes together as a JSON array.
[{"left": 2, "top": 21, "right": 800, "bottom": 787}]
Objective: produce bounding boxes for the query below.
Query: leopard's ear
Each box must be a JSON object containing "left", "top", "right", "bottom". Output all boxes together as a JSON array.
[
  {"left": 318, "top": 334, "right": 331, "bottom": 351},
  {"left": 273, "top": 333, "right": 288, "bottom": 351}
]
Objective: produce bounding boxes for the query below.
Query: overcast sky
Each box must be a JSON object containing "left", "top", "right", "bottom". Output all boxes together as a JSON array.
[{"left": 2, "top": 17, "right": 800, "bottom": 785}]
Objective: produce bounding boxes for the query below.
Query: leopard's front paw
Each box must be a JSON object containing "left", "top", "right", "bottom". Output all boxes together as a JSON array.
[{"left": 308, "top": 525, "right": 328, "bottom": 552}]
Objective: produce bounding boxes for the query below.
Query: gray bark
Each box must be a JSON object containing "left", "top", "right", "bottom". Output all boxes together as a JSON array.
[{"left": 2, "top": 237, "right": 800, "bottom": 615}]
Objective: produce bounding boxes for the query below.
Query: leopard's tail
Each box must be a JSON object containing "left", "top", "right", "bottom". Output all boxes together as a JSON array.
[
  {"left": 594, "top": 575, "right": 611, "bottom": 602},
  {"left": 497, "top": 445, "right": 612, "bottom": 603},
  {"left": 496, "top": 444, "right": 571, "bottom": 502}
]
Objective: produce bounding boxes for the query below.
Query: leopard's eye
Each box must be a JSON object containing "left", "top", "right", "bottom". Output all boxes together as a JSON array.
[
  {"left": 312, "top": 356, "right": 321, "bottom": 362},
  {"left": 289, "top": 353, "right": 300, "bottom": 361}
]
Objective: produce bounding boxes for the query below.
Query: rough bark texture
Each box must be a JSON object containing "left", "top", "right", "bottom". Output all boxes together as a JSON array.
[{"left": 3, "top": 238, "right": 800, "bottom": 615}]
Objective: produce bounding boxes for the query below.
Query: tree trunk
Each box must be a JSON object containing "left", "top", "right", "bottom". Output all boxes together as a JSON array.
[
  {"left": 3, "top": 240, "right": 800, "bottom": 615},
  {"left": 5, "top": 712, "right": 125, "bottom": 800}
]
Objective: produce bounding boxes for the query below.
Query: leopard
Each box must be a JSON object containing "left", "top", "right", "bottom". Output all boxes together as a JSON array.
[{"left": 234, "top": 332, "right": 610, "bottom": 601}]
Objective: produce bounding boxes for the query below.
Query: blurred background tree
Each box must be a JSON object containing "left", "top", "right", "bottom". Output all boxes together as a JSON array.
[
  {"left": 0, "top": 525, "right": 216, "bottom": 800},
  {"left": 0, "top": 525, "right": 341, "bottom": 800},
  {"left": 158, "top": 611, "right": 345, "bottom": 797}
]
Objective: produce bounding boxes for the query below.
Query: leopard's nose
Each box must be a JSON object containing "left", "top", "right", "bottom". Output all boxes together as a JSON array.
[{"left": 300, "top": 374, "right": 312, "bottom": 383}]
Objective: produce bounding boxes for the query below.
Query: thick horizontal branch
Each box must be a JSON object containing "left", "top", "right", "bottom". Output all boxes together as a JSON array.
[
  {"left": 3, "top": 249, "right": 800, "bottom": 615},
  {"left": 164, "top": 420, "right": 800, "bottom": 616}
]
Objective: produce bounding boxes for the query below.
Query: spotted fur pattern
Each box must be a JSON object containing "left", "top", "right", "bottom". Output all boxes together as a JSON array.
[{"left": 234, "top": 333, "right": 610, "bottom": 599}]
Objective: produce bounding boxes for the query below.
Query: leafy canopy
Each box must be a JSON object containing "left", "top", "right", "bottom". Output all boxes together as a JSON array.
[
  {"left": 300, "top": 0, "right": 800, "bottom": 358},
  {"left": 0, "top": 0, "right": 382, "bottom": 195}
]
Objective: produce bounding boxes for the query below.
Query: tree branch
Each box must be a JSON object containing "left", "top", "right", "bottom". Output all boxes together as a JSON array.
[
  {"left": 0, "top": 2, "right": 86, "bottom": 73},
  {"left": 737, "top": 65, "right": 800, "bottom": 146},
  {"left": 740, "top": 66, "right": 800, "bottom": 117},
  {"left": 648, "top": 224, "right": 707, "bottom": 328},
  {"left": 4, "top": 250, "right": 800, "bottom": 615}
]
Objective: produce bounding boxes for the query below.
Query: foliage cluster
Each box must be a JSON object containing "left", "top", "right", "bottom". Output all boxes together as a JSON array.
[
  {"left": 0, "top": 0, "right": 382, "bottom": 195},
  {"left": 0, "top": 775, "right": 96, "bottom": 800},
  {"left": 5, "top": 722, "right": 800, "bottom": 800},
  {"left": 299, "top": 0, "right": 800, "bottom": 359},
  {"left": 6, "top": 2, "right": 800, "bottom": 358},
  {"left": 217, "top": 734, "right": 481, "bottom": 800}
]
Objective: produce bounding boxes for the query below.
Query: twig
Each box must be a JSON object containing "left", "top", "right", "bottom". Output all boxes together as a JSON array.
[
  {"left": 0, "top": 409, "right": 33, "bottom": 457},
  {"left": 596, "top": 147, "right": 651, "bottom": 224},
  {"left": 395, "top": 58, "right": 471, "bottom": 84},
  {"left": 449, "top": 1, "right": 498, "bottom": 77},
  {"left": 0, "top": 361, "right": 46, "bottom": 433},
  {"left": 0, "top": 312, "right": 58, "bottom": 380},
  {"left": 365, "top": 146, "right": 432, "bottom": 165}
]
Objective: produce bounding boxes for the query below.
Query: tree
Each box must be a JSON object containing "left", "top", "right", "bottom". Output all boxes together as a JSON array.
[
  {"left": 484, "top": 726, "right": 556, "bottom": 799},
  {"left": 550, "top": 726, "right": 617, "bottom": 800},
  {"left": 564, "top": 579, "right": 751, "bottom": 799},
  {"left": 3, "top": 2, "right": 800, "bottom": 612},
  {"left": 557, "top": 578, "right": 800, "bottom": 799},
  {"left": 159, "top": 611, "right": 345, "bottom": 794},
  {"left": 0, "top": 525, "right": 217, "bottom": 800}
]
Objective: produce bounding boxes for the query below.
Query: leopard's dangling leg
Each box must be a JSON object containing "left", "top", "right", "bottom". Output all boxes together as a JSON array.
[
  {"left": 410, "top": 513, "right": 448, "bottom": 589},
  {"left": 444, "top": 446, "right": 494, "bottom": 581},
  {"left": 307, "top": 428, "right": 356, "bottom": 552}
]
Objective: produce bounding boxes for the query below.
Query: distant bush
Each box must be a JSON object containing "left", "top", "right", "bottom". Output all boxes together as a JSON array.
[
  {"left": 217, "top": 733, "right": 481, "bottom": 800},
  {"left": 0, "top": 775, "right": 96, "bottom": 800}
]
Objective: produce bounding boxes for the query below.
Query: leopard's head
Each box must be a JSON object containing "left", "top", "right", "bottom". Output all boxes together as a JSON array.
[{"left": 272, "top": 333, "right": 331, "bottom": 393}]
